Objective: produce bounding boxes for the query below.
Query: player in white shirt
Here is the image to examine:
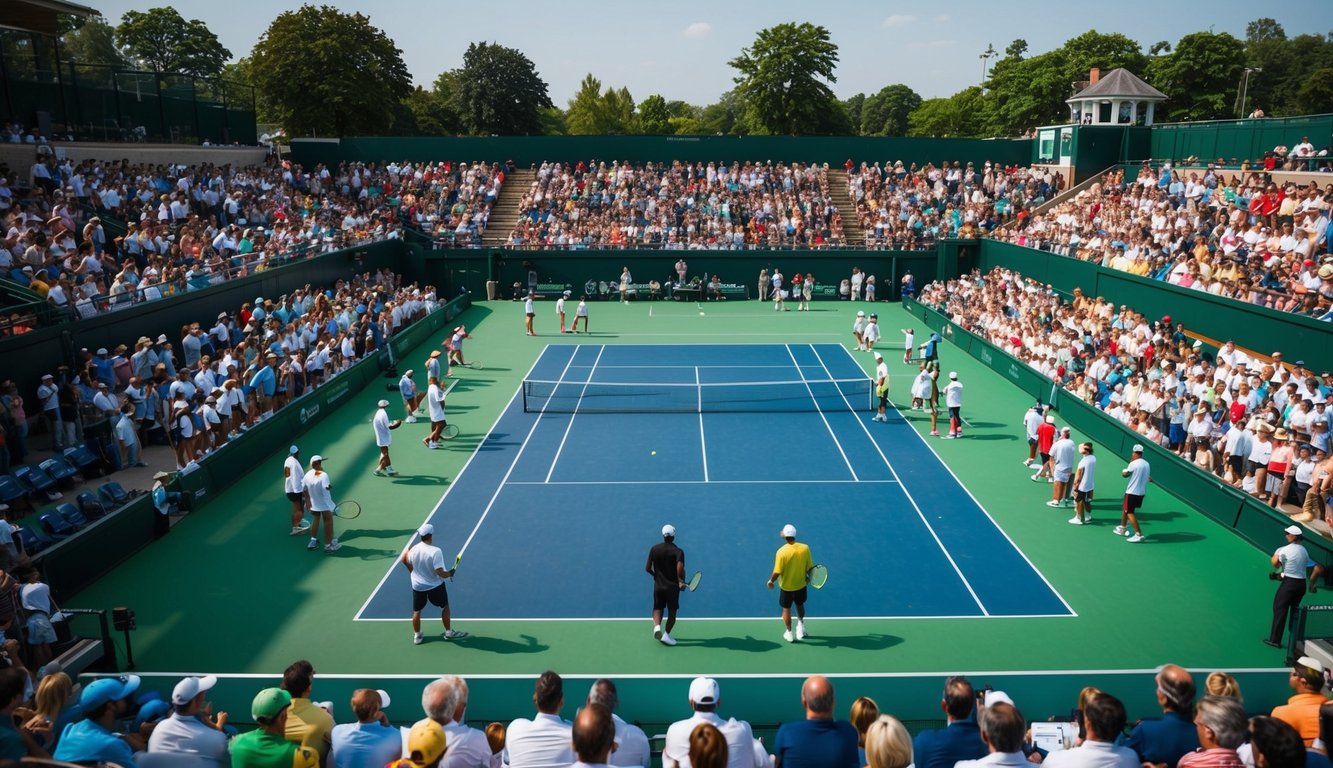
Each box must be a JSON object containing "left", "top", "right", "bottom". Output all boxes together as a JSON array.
[
  {"left": 284, "top": 445, "right": 309, "bottom": 536},
  {"left": 1116, "top": 445, "right": 1151, "bottom": 542},
  {"left": 1069, "top": 442, "right": 1098, "bottom": 525},
  {"left": 1023, "top": 402, "right": 1045, "bottom": 467},
  {"left": 524, "top": 292, "right": 536, "bottom": 336},
  {"left": 1048, "top": 428, "right": 1077, "bottom": 508},
  {"left": 852, "top": 311, "right": 866, "bottom": 351},
  {"left": 573, "top": 295, "right": 590, "bottom": 334},
  {"left": 302, "top": 455, "right": 339, "bottom": 552},
  {"left": 401, "top": 524, "right": 463, "bottom": 644},
  {"left": 556, "top": 291, "right": 569, "bottom": 334},
  {"left": 862, "top": 313, "right": 881, "bottom": 351},
  {"left": 873, "top": 353, "right": 890, "bottom": 423},
  {"left": 943, "top": 372, "right": 965, "bottom": 439},
  {"left": 424, "top": 376, "right": 448, "bottom": 449},
  {"left": 372, "top": 400, "right": 399, "bottom": 477},
  {"left": 901, "top": 327, "right": 915, "bottom": 364}
]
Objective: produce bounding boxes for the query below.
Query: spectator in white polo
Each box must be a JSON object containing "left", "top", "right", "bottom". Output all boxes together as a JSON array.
[
  {"left": 146, "top": 674, "right": 229, "bottom": 764},
  {"left": 303, "top": 455, "right": 339, "bottom": 553},
  {"left": 284, "top": 445, "right": 309, "bottom": 537},
  {"left": 663, "top": 676, "right": 768, "bottom": 768},
  {"left": 1049, "top": 427, "right": 1076, "bottom": 508},
  {"left": 504, "top": 672, "right": 574, "bottom": 768},
  {"left": 114, "top": 403, "right": 144, "bottom": 468},
  {"left": 588, "top": 679, "right": 650, "bottom": 768},
  {"left": 421, "top": 675, "right": 492, "bottom": 768},
  {"left": 330, "top": 689, "right": 400, "bottom": 768}
]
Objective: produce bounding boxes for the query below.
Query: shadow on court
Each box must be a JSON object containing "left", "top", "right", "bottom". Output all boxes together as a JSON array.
[
  {"left": 451, "top": 633, "right": 549, "bottom": 654},
  {"left": 388, "top": 474, "right": 451, "bottom": 486},
  {"left": 672, "top": 635, "right": 785, "bottom": 652},
  {"left": 1141, "top": 531, "right": 1207, "bottom": 544},
  {"left": 338, "top": 527, "right": 417, "bottom": 541},
  {"left": 961, "top": 434, "right": 1018, "bottom": 442},
  {"left": 327, "top": 544, "right": 401, "bottom": 561},
  {"left": 796, "top": 632, "right": 902, "bottom": 651}
]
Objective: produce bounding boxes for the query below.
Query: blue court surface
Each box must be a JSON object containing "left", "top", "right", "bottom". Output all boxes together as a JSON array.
[{"left": 357, "top": 344, "right": 1073, "bottom": 622}]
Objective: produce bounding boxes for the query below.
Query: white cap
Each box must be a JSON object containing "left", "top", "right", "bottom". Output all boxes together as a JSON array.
[
  {"left": 289, "top": 445, "right": 299, "bottom": 455},
  {"left": 171, "top": 675, "right": 217, "bottom": 705},
  {"left": 418, "top": 524, "right": 434, "bottom": 537},
  {"left": 1132, "top": 444, "right": 1144, "bottom": 453},
  {"left": 984, "top": 690, "right": 1015, "bottom": 708},
  {"left": 96, "top": 347, "right": 108, "bottom": 355},
  {"left": 949, "top": 371, "right": 958, "bottom": 379},
  {"left": 375, "top": 689, "right": 392, "bottom": 709},
  {"left": 661, "top": 524, "right": 676, "bottom": 537},
  {"left": 781, "top": 524, "right": 797, "bottom": 538},
  {"left": 377, "top": 399, "right": 390, "bottom": 408},
  {"left": 1286, "top": 525, "right": 1303, "bottom": 536},
  {"left": 874, "top": 352, "right": 883, "bottom": 360},
  {"left": 689, "top": 677, "right": 720, "bottom": 706},
  {"left": 310, "top": 455, "right": 324, "bottom": 463},
  {"left": 856, "top": 310, "right": 865, "bottom": 317}
]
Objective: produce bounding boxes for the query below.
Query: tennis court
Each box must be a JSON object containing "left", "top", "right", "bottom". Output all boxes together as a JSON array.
[{"left": 359, "top": 343, "right": 1073, "bottom": 622}]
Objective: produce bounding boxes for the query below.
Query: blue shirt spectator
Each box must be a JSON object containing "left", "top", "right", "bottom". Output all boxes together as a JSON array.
[{"left": 772, "top": 677, "right": 859, "bottom": 768}]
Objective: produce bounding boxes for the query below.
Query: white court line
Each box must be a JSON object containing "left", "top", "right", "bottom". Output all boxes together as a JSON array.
[
  {"left": 504, "top": 479, "right": 901, "bottom": 486},
  {"left": 565, "top": 364, "right": 795, "bottom": 369},
  {"left": 352, "top": 345, "right": 556, "bottom": 621},
  {"left": 544, "top": 345, "right": 606, "bottom": 483},
  {"left": 356, "top": 611, "right": 1073, "bottom": 623},
  {"left": 617, "top": 332, "right": 845, "bottom": 337},
  {"left": 809, "top": 343, "right": 989, "bottom": 616},
  {"left": 696, "top": 366, "right": 709, "bottom": 482},
  {"left": 784, "top": 344, "right": 858, "bottom": 481}
]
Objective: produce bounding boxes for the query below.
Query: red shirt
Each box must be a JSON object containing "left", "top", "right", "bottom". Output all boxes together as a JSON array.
[{"left": 1037, "top": 422, "right": 1056, "bottom": 453}]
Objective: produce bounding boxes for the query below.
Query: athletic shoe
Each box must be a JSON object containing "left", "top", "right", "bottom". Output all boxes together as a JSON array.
[
  {"left": 1023, "top": 459, "right": 1033, "bottom": 467},
  {"left": 413, "top": 632, "right": 423, "bottom": 645},
  {"left": 1068, "top": 517, "right": 1085, "bottom": 525},
  {"left": 443, "top": 629, "right": 467, "bottom": 640},
  {"left": 422, "top": 438, "right": 431, "bottom": 447},
  {"left": 373, "top": 468, "right": 388, "bottom": 477},
  {"left": 1031, "top": 473, "right": 1042, "bottom": 482},
  {"left": 660, "top": 632, "right": 676, "bottom": 646},
  {"left": 1045, "top": 500, "right": 1061, "bottom": 507},
  {"left": 1046, "top": 477, "right": 1053, "bottom": 483},
  {"left": 307, "top": 538, "right": 318, "bottom": 550},
  {"left": 783, "top": 629, "right": 795, "bottom": 643},
  {"left": 406, "top": 415, "right": 417, "bottom": 423},
  {"left": 944, "top": 434, "right": 956, "bottom": 439},
  {"left": 290, "top": 525, "right": 309, "bottom": 535},
  {"left": 324, "top": 540, "right": 341, "bottom": 552},
  {"left": 386, "top": 467, "right": 399, "bottom": 476},
  {"left": 797, "top": 621, "right": 808, "bottom": 639},
  {"left": 429, "top": 442, "right": 440, "bottom": 449},
  {"left": 1113, "top": 525, "right": 1127, "bottom": 535},
  {"left": 653, "top": 624, "right": 663, "bottom": 640},
  {"left": 1126, "top": 533, "right": 1144, "bottom": 543},
  {"left": 930, "top": 430, "right": 940, "bottom": 436}
]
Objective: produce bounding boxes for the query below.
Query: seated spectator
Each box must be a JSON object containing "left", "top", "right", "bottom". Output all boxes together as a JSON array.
[
  {"left": 330, "top": 689, "right": 400, "bottom": 768},
  {"left": 1248, "top": 716, "right": 1306, "bottom": 768},
  {"left": 1179, "top": 696, "right": 1248, "bottom": 768},
  {"left": 229, "top": 688, "right": 318, "bottom": 768},
  {"left": 772, "top": 675, "right": 859, "bottom": 768},
  {"left": 1272, "top": 656, "right": 1328, "bottom": 745},
  {"left": 53, "top": 674, "right": 142, "bottom": 765},
  {"left": 864, "top": 715, "right": 912, "bottom": 768},
  {"left": 1043, "top": 692, "right": 1139, "bottom": 768},
  {"left": 689, "top": 722, "right": 730, "bottom": 768},
  {"left": 663, "top": 676, "right": 767, "bottom": 768},
  {"left": 0, "top": 666, "right": 44, "bottom": 759},
  {"left": 955, "top": 701, "right": 1027, "bottom": 768},
  {"left": 913, "top": 675, "right": 987, "bottom": 768},
  {"left": 419, "top": 675, "right": 491, "bottom": 768},
  {"left": 146, "top": 674, "right": 229, "bottom": 765},
  {"left": 281, "top": 660, "right": 333, "bottom": 761},
  {"left": 388, "top": 719, "right": 447, "bottom": 768},
  {"left": 571, "top": 703, "right": 617, "bottom": 767},
  {"left": 503, "top": 670, "right": 574, "bottom": 768},
  {"left": 587, "top": 679, "right": 649, "bottom": 768},
  {"left": 1124, "top": 664, "right": 1200, "bottom": 767}
]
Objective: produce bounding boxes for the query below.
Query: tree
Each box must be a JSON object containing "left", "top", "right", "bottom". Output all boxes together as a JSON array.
[
  {"left": 1146, "top": 31, "right": 1245, "bottom": 121},
  {"left": 248, "top": 5, "right": 411, "bottom": 137},
  {"left": 403, "top": 86, "right": 461, "bottom": 136},
  {"left": 700, "top": 89, "right": 748, "bottom": 135},
  {"left": 729, "top": 22, "right": 845, "bottom": 134},
  {"left": 861, "top": 84, "right": 922, "bottom": 136},
  {"left": 1296, "top": 68, "right": 1333, "bottom": 114},
  {"left": 638, "top": 94, "right": 671, "bottom": 135},
  {"left": 1005, "top": 39, "right": 1028, "bottom": 59},
  {"left": 908, "top": 87, "right": 987, "bottom": 137},
  {"left": 116, "top": 7, "right": 230, "bottom": 76},
  {"left": 453, "top": 41, "right": 552, "bottom": 135},
  {"left": 565, "top": 74, "right": 638, "bottom": 134},
  {"left": 60, "top": 15, "right": 128, "bottom": 69},
  {"left": 843, "top": 93, "right": 865, "bottom": 133}
]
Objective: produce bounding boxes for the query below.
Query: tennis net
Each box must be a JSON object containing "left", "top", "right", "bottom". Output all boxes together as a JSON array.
[{"left": 522, "top": 377, "right": 874, "bottom": 414}]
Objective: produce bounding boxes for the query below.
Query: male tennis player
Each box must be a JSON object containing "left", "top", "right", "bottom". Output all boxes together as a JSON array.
[
  {"left": 767, "top": 524, "right": 814, "bottom": 643},
  {"left": 943, "top": 371, "right": 965, "bottom": 439},
  {"left": 556, "top": 290, "right": 569, "bottom": 334},
  {"left": 402, "top": 523, "right": 465, "bottom": 645},
  {"left": 283, "top": 445, "right": 309, "bottom": 537},
  {"left": 373, "top": 399, "right": 400, "bottom": 477},
  {"left": 1116, "top": 444, "right": 1151, "bottom": 543},
  {"left": 302, "top": 455, "right": 339, "bottom": 553},
  {"left": 647, "top": 524, "right": 685, "bottom": 647},
  {"left": 573, "top": 296, "right": 590, "bottom": 334},
  {"left": 873, "top": 352, "right": 890, "bottom": 422},
  {"left": 399, "top": 370, "right": 422, "bottom": 424}
]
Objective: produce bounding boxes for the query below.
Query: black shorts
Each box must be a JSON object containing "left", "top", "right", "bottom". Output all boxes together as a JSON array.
[
  {"left": 1074, "top": 489, "right": 1094, "bottom": 502},
  {"left": 948, "top": 406, "right": 960, "bottom": 419},
  {"left": 412, "top": 583, "right": 449, "bottom": 612},
  {"left": 779, "top": 587, "right": 807, "bottom": 608},
  {"left": 1123, "top": 493, "right": 1145, "bottom": 514},
  {"left": 1228, "top": 455, "right": 1244, "bottom": 474},
  {"left": 286, "top": 491, "right": 303, "bottom": 503},
  {"left": 879, "top": 393, "right": 889, "bottom": 408},
  {"left": 653, "top": 585, "right": 680, "bottom": 613},
  {"left": 1028, "top": 437, "right": 1038, "bottom": 447},
  {"left": 1040, "top": 452, "right": 1051, "bottom": 463}
]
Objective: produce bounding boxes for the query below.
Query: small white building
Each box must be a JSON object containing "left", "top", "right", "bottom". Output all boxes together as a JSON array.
[{"left": 1066, "top": 67, "right": 1166, "bottom": 127}]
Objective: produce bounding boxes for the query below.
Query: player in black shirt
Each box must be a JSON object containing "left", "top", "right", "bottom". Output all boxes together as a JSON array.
[{"left": 646, "top": 524, "right": 685, "bottom": 646}]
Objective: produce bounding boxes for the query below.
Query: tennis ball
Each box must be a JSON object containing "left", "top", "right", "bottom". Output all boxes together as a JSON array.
[
  {"left": 699, "top": 312, "right": 705, "bottom": 316},
  {"left": 651, "top": 451, "right": 657, "bottom": 456}
]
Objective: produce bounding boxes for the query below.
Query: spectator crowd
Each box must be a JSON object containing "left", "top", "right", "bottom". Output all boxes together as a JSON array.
[{"left": 919, "top": 267, "right": 1333, "bottom": 527}]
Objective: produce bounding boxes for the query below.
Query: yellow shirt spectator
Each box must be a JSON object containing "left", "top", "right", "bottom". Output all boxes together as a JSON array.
[{"left": 285, "top": 697, "right": 334, "bottom": 760}]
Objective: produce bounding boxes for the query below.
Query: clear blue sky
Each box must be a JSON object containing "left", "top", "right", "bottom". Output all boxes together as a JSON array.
[{"left": 92, "top": 0, "right": 1325, "bottom": 105}]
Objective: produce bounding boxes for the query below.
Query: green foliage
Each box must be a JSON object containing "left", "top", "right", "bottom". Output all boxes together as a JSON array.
[
  {"left": 403, "top": 86, "right": 461, "bottom": 136},
  {"left": 728, "top": 22, "right": 845, "bottom": 134},
  {"left": 1296, "top": 68, "right": 1333, "bottom": 115},
  {"left": 453, "top": 42, "right": 553, "bottom": 136},
  {"left": 1146, "top": 32, "right": 1245, "bottom": 121},
  {"left": 860, "top": 84, "right": 922, "bottom": 136},
  {"left": 1241, "top": 19, "right": 1333, "bottom": 117},
  {"left": 700, "top": 89, "right": 749, "bottom": 135},
  {"left": 60, "top": 15, "right": 127, "bottom": 69},
  {"left": 638, "top": 95, "right": 672, "bottom": 135},
  {"left": 843, "top": 93, "right": 865, "bottom": 133},
  {"left": 248, "top": 5, "right": 411, "bottom": 137},
  {"left": 116, "top": 7, "right": 230, "bottom": 77},
  {"left": 1005, "top": 39, "right": 1028, "bottom": 59},
  {"left": 908, "top": 87, "right": 987, "bottom": 138},
  {"left": 565, "top": 74, "right": 638, "bottom": 134}
]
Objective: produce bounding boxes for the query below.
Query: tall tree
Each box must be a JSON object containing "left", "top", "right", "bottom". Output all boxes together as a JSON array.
[
  {"left": 860, "top": 84, "right": 922, "bottom": 136},
  {"left": 60, "top": 15, "right": 128, "bottom": 69},
  {"left": 1146, "top": 31, "right": 1245, "bottom": 121},
  {"left": 728, "top": 22, "right": 845, "bottom": 134},
  {"left": 116, "top": 7, "right": 230, "bottom": 76},
  {"left": 843, "top": 93, "right": 866, "bottom": 134},
  {"left": 700, "top": 89, "right": 748, "bottom": 135},
  {"left": 453, "top": 42, "right": 552, "bottom": 135},
  {"left": 248, "top": 5, "right": 411, "bottom": 137},
  {"left": 1297, "top": 68, "right": 1333, "bottom": 115},
  {"left": 638, "top": 95, "right": 672, "bottom": 135},
  {"left": 908, "top": 87, "right": 987, "bottom": 138},
  {"left": 565, "top": 75, "right": 637, "bottom": 134}
]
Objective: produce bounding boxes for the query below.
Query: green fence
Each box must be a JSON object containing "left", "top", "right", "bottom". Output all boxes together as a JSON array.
[
  {"left": 1149, "top": 114, "right": 1333, "bottom": 165},
  {"left": 903, "top": 295, "right": 1333, "bottom": 568},
  {"left": 290, "top": 135, "right": 1033, "bottom": 171},
  {"left": 976, "top": 240, "right": 1333, "bottom": 374}
]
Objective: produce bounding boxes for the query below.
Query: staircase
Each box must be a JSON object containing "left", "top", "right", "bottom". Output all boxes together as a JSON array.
[
  {"left": 482, "top": 167, "right": 536, "bottom": 247},
  {"left": 825, "top": 173, "right": 864, "bottom": 247}
]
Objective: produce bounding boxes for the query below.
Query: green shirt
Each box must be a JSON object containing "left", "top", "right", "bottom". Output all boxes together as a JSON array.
[{"left": 230, "top": 729, "right": 318, "bottom": 768}]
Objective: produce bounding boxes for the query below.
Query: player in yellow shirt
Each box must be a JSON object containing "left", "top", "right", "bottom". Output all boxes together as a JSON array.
[{"left": 766, "top": 524, "right": 814, "bottom": 643}]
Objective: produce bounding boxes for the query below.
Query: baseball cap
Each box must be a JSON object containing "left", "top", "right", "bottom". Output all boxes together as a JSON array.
[
  {"left": 418, "top": 524, "right": 434, "bottom": 537},
  {"left": 135, "top": 699, "right": 172, "bottom": 727},
  {"left": 984, "top": 690, "right": 1016, "bottom": 708},
  {"left": 310, "top": 455, "right": 323, "bottom": 464},
  {"left": 873, "top": 352, "right": 883, "bottom": 360},
  {"left": 1286, "top": 525, "right": 1304, "bottom": 536},
  {"left": 374, "top": 689, "right": 392, "bottom": 709},
  {"left": 252, "top": 688, "right": 292, "bottom": 720},
  {"left": 689, "top": 677, "right": 720, "bottom": 706},
  {"left": 430, "top": 350, "right": 441, "bottom": 358},
  {"left": 949, "top": 371, "right": 958, "bottom": 379},
  {"left": 1132, "top": 444, "right": 1144, "bottom": 453},
  {"left": 96, "top": 347, "right": 108, "bottom": 355},
  {"left": 781, "top": 524, "right": 797, "bottom": 538},
  {"left": 406, "top": 719, "right": 448, "bottom": 766},
  {"left": 856, "top": 310, "right": 865, "bottom": 317},
  {"left": 157, "top": 334, "right": 168, "bottom": 343},
  {"left": 41, "top": 374, "right": 53, "bottom": 380},
  {"left": 662, "top": 524, "right": 676, "bottom": 537},
  {"left": 172, "top": 675, "right": 218, "bottom": 705},
  {"left": 81, "top": 674, "right": 141, "bottom": 710},
  {"left": 1061, "top": 427, "right": 1071, "bottom": 434},
  {"left": 377, "top": 399, "right": 390, "bottom": 408},
  {"left": 289, "top": 445, "right": 300, "bottom": 455},
  {"left": 1297, "top": 655, "right": 1325, "bottom": 674}
]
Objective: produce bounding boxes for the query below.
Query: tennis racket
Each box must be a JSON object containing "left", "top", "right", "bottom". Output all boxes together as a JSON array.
[
  {"left": 462, "top": 360, "right": 483, "bottom": 370},
  {"left": 807, "top": 564, "right": 829, "bottom": 590},
  {"left": 451, "top": 553, "right": 461, "bottom": 581},
  {"left": 389, "top": 419, "right": 402, "bottom": 429},
  {"left": 685, "top": 570, "right": 702, "bottom": 592},
  {"left": 441, "top": 424, "right": 460, "bottom": 440},
  {"left": 333, "top": 500, "right": 362, "bottom": 519}
]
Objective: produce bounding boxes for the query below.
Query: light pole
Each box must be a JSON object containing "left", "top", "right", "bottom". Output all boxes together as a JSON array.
[
  {"left": 1237, "top": 67, "right": 1261, "bottom": 118},
  {"left": 979, "top": 44, "right": 997, "bottom": 85}
]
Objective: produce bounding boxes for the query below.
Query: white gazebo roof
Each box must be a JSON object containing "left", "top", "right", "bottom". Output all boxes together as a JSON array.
[{"left": 1066, "top": 68, "right": 1166, "bottom": 104}]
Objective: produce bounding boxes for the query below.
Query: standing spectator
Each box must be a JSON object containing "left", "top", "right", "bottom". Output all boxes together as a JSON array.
[
  {"left": 913, "top": 676, "right": 986, "bottom": 768},
  {"left": 1070, "top": 443, "right": 1097, "bottom": 526},
  {"left": 114, "top": 403, "right": 144, "bottom": 468},
  {"left": 619, "top": 267, "right": 633, "bottom": 304},
  {"left": 401, "top": 524, "right": 463, "bottom": 645},
  {"left": 147, "top": 675, "right": 230, "bottom": 765},
  {"left": 757, "top": 269, "right": 770, "bottom": 304},
  {"left": 504, "top": 671, "right": 575, "bottom": 768},
  {"left": 864, "top": 275, "right": 876, "bottom": 302},
  {"left": 1041, "top": 692, "right": 1137, "bottom": 768},
  {"left": 282, "top": 660, "right": 333, "bottom": 763},
  {"left": 422, "top": 675, "right": 492, "bottom": 768},
  {"left": 302, "top": 455, "right": 339, "bottom": 553},
  {"left": 284, "top": 446, "right": 309, "bottom": 537},
  {"left": 772, "top": 675, "right": 859, "bottom": 768},
  {"left": 850, "top": 267, "right": 864, "bottom": 301},
  {"left": 228, "top": 688, "right": 318, "bottom": 768},
  {"left": 1125, "top": 664, "right": 1199, "bottom": 767},
  {"left": 373, "top": 400, "right": 399, "bottom": 477},
  {"left": 330, "top": 689, "right": 399, "bottom": 768},
  {"left": 1267, "top": 525, "right": 1323, "bottom": 648},
  {"left": 1116, "top": 445, "right": 1151, "bottom": 543},
  {"left": 588, "top": 679, "right": 649, "bottom": 768},
  {"left": 36, "top": 374, "right": 60, "bottom": 450},
  {"left": 944, "top": 372, "right": 965, "bottom": 439}
]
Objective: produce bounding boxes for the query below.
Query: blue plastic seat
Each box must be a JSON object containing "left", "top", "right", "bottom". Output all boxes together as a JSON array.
[
  {"left": 98, "top": 481, "right": 130, "bottom": 506},
  {"left": 54, "top": 502, "right": 87, "bottom": 529},
  {"left": 39, "top": 456, "right": 80, "bottom": 484},
  {"left": 17, "top": 526, "right": 52, "bottom": 554},
  {"left": 13, "top": 465, "right": 59, "bottom": 500},
  {"left": 63, "top": 444, "right": 101, "bottom": 471},
  {"left": 0, "top": 476, "right": 24, "bottom": 507},
  {"left": 76, "top": 491, "right": 107, "bottom": 519},
  {"left": 39, "top": 513, "right": 76, "bottom": 539}
]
